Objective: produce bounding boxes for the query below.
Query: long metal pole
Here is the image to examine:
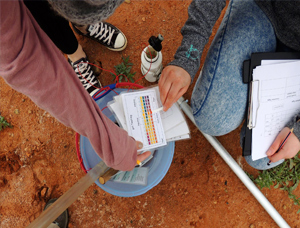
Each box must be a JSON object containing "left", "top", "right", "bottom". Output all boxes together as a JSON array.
[
  {"left": 27, "top": 161, "right": 108, "bottom": 228},
  {"left": 177, "top": 97, "right": 290, "bottom": 228}
]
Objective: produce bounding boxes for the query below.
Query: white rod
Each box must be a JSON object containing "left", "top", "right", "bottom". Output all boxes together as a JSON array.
[{"left": 177, "top": 97, "right": 290, "bottom": 228}]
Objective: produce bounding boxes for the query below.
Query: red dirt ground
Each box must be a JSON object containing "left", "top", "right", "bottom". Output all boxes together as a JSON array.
[{"left": 1, "top": 1, "right": 300, "bottom": 227}]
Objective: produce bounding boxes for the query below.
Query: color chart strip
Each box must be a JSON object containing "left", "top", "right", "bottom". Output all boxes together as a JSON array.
[{"left": 140, "top": 95, "right": 158, "bottom": 145}]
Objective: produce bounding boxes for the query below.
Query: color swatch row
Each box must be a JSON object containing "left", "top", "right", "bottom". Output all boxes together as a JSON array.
[{"left": 140, "top": 95, "right": 158, "bottom": 145}]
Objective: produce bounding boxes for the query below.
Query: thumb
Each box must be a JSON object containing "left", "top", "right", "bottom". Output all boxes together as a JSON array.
[{"left": 136, "top": 141, "right": 143, "bottom": 150}]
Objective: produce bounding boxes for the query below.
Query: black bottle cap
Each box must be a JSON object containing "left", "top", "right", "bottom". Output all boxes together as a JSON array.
[{"left": 148, "top": 34, "right": 164, "bottom": 52}]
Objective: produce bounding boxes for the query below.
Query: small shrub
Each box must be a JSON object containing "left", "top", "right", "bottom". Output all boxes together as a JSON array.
[
  {"left": 0, "top": 115, "right": 12, "bottom": 131},
  {"left": 111, "top": 56, "right": 136, "bottom": 83}
]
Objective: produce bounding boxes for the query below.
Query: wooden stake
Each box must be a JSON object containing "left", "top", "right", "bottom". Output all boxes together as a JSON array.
[{"left": 99, "top": 168, "right": 119, "bottom": 185}]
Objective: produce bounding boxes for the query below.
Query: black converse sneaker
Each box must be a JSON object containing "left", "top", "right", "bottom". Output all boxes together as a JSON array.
[
  {"left": 69, "top": 57, "right": 102, "bottom": 96},
  {"left": 72, "top": 22, "right": 127, "bottom": 51}
]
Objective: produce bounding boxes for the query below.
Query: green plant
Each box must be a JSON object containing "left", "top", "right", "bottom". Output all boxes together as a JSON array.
[
  {"left": 111, "top": 56, "right": 136, "bottom": 83},
  {"left": 248, "top": 154, "right": 300, "bottom": 213},
  {"left": 0, "top": 115, "right": 12, "bottom": 131}
]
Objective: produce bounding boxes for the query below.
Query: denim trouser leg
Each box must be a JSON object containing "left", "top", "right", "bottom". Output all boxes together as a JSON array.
[
  {"left": 244, "top": 154, "right": 284, "bottom": 170},
  {"left": 191, "top": 0, "right": 281, "bottom": 170},
  {"left": 191, "top": 0, "right": 276, "bottom": 136}
]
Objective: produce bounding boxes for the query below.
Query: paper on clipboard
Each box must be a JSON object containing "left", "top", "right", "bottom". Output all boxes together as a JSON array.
[{"left": 250, "top": 60, "right": 300, "bottom": 160}]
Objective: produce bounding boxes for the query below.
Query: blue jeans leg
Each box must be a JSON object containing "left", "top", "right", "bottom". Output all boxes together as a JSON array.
[
  {"left": 244, "top": 155, "right": 284, "bottom": 170},
  {"left": 191, "top": 0, "right": 276, "bottom": 136},
  {"left": 191, "top": 0, "right": 279, "bottom": 170}
]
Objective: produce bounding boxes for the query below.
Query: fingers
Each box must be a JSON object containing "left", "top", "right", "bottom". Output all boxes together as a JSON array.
[
  {"left": 158, "top": 66, "right": 191, "bottom": 112},
  {"left": 266, "top": 127, "right": 290, "bottom": 157},
  {"left": 268, "top": 138, "right": 297, "bottom": 163},
  {"left": 163, "top": 81, "right": 188, "bottom": 111},
  {"left": 158, "top": 67, "right": 172, "bottom": 107},
  {"left": 137, "top": 151, "right": 152, "bottom": 163},
  {"left": 267, "top": 128, "right": 300, "bottom": 163},
  {"left": 135, "top": 141, "right": 151, "bottom": 162}
]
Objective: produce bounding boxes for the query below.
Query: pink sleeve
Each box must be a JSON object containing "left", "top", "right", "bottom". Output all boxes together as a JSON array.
[{"left": 0, "top": 0, "right": 137, "bottom": 171}]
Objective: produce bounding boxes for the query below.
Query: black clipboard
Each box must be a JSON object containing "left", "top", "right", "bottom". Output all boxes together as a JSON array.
[{"left": 242, "top": 52, "right": 300, "bottom": 156}]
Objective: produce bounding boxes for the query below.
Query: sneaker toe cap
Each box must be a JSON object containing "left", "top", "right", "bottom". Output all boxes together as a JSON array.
[{"left": 113, "top": 33, "right": 127, "bottom": 49}]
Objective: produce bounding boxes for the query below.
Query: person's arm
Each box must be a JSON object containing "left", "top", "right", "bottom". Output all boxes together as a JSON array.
[
  {"left": 267, "top": 114, "right": 300, "bottom": 163},
  {"left": 0, "top": 1, "right": 145, "bottom": 171},
  {"left": 159, "top": 0, "right": 226, "bottom": 111}
]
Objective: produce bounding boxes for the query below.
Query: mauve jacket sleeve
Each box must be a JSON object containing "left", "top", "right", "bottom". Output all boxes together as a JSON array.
[{"left": 0, "top": 0, "right": 137, "bottom": 171}]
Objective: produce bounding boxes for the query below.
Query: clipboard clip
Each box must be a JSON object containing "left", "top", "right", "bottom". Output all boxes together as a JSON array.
[{"left": 247, "top": 80, "right": 260, "bottom": 130}]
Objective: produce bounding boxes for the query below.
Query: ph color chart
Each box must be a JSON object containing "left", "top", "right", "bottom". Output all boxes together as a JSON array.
[
  {"left": 121, "top": 89, "right": 166, "bottom": 151},
  {"left": 140, "top": 95, "right": 158, "bottom": 145}
]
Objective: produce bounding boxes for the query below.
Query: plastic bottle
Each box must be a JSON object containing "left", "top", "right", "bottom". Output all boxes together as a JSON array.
[{"left": 141, "top": 34, "right": 164, "bottom": 82}]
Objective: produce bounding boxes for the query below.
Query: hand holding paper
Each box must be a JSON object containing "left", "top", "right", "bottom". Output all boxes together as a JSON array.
[{"left": 158, "top": 65, "right": 191, "bottom": 111}]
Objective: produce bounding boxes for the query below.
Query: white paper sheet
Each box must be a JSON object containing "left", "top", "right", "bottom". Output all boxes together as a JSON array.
[
  {"left": 108, "top": 100, "right": 128, "bottom": 131},
  {"left": 121, "top": 88, "right": 167, "bottom": 151},
  {"left": 108, "top": 86, "right": 190, "bottom": 143}
]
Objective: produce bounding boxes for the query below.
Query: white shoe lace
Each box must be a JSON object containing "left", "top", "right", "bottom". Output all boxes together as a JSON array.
[
  {"left": 74, "top": 62, "right": 97, "bottom": 90},
  {"left": 89, "top": 22, "right": 115, "bottom": 45}
]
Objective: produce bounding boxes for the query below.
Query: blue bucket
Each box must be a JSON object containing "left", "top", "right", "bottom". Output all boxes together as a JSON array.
[{"left": 80, "top": 88, "right": 175, "bottom": 197}]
